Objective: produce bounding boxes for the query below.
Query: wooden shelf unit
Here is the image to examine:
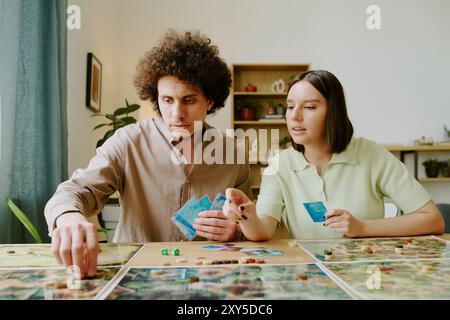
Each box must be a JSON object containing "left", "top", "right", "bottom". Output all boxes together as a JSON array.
[
  {"left": 231, "top": 64, "right": 310, "bottom": 199},
  {"left": 385, "top": 144, "right": 450, "bottom": 181}
]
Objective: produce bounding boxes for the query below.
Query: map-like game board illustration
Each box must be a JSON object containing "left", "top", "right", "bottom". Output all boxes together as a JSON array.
[
  {"left": 0, "top": 244, "right": 142, "bottom": 268},
  {"left": 296, "top": 236, "right": 450, "bottom": 262},
  {"left": 106, "top": 264, "right": 352, "bottom": 300},
  {"left": 0, "top": 267, "right": 119, "bottom": 300},
  {"left": 326, "top": 259, "right": 450, "bottom": 300}
]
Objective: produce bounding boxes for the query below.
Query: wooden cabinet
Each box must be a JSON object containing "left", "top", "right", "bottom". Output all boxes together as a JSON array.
[{"left": 231, "top": 64, "right": 310, "bottom": 199}]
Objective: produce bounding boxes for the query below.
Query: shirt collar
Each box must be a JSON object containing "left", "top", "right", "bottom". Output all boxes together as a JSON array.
[{"left": 288, "top": 138, "right": 357, "bottom": 172}]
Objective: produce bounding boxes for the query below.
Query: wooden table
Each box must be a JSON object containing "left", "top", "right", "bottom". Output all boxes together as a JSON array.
[{"left": 128, "top": 239, "right": 314, "bottom": 267}]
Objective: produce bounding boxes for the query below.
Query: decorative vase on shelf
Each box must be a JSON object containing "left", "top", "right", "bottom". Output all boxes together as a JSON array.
[{"left": 240, "top": 107, "right": 256, "bottom": 121}]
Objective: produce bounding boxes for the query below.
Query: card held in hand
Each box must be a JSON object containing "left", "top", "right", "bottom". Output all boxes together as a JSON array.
[{"left": 303, "top": 201, "right": 327, "bottom": 223}]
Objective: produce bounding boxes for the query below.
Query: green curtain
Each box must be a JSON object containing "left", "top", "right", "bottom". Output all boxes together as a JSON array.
[{"left": 0, "top": 0, "right": 68, "bottom": 243}]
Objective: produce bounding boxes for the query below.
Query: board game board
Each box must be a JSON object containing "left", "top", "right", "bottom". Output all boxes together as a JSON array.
[
  {"left": 325, "top": 259, "right": 450, "bottom": 300},
  {"left": 0, "top": 267, "right": 119, "bottom": 300},
  {"left": 296, "top": 236, "right": 450, "bottom": 262},
  {"left": 105, "top": 264, "right": 353, "bottom": 300},
  {"left": 0, "top": 244, "right": 143, "bottom": 268}
]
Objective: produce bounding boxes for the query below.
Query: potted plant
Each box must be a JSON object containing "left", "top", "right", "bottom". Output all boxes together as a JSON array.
[
  {"left": 279, "top": 136, "right": 292, "bottom": 149},
  {"left": 91, "top": 99, "right": 141, "bottom": 148},
  {"left": 440, "top": 161, "right": 450, "bottom": 177},
  {"left": 236, "top": 99, "right": 260, "bottom": 121},
  {"left": 422, "top": 159, "right": 440, "bottom": 178}
]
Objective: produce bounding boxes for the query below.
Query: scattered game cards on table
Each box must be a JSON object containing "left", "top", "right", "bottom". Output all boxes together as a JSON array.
[{"left": 171, "top": 193, "right": 227, "bottom": 240}]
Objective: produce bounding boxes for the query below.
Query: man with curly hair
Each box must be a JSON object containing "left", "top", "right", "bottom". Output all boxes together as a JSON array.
[{"left": 44, "top": 30, "right": 252, "bottom": 278}]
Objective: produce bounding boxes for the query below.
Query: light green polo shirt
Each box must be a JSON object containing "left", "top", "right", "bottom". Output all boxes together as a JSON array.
[{"left": 256, "top": 137, "right": 431, "bottom": 239}]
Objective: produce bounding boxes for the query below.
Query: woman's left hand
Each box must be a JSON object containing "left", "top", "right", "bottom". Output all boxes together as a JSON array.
[{"left": 323, "top": 209, "right": 365, "bottom": 238}]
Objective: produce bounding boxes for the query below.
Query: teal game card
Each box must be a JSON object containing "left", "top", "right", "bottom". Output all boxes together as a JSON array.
[{"left": 303, "top": 201, "right": 328, "bottom": 223}]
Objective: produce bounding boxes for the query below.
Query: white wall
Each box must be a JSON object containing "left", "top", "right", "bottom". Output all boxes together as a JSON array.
[
  {"left": 67, "top": 0, "right": 120, "bottom": 174},
  {"left": 67, "top": 0, "right": 450, "bottom": 202}
]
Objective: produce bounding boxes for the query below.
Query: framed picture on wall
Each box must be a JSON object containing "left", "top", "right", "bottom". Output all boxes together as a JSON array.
[{"left": 85, "top": 52, "right": 102, "bottom": 112}]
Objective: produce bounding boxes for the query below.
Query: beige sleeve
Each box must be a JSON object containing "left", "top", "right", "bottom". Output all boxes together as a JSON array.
[{"left": 44, "top": 130, "right": 126, "bottom": 236}]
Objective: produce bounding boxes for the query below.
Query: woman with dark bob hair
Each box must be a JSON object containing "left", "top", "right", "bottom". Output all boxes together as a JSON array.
[
  {"left": 224, "top": 70, "right": 444, "bottom": 240},
  {"left": 45, "top": 30, "right": 252, "bottom": 278}
]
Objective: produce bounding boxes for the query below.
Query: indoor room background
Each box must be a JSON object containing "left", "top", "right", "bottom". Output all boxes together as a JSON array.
[{"left": 67, "top": 0, "right": 450, "bottom": 203}]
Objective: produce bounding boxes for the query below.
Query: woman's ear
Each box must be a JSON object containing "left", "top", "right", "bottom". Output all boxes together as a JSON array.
[{"left": 207, "top": 100, "right": 214, "bottom": 111}]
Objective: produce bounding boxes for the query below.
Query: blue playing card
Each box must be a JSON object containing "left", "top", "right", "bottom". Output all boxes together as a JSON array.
[
  {"left": 210, "top": 193, "right": 227, "bottom": 210},
  {"left": 303, "top": 201, "right": 327, "bottom": 223},
  {"left": 172, "top": 193, "right": 227, "bottom": 240},
  {"left": 172, "top": 195, "right": 212, "bottom": 240},
  {"left": 171, "top": 197, "right": 198, "bottom": 239}
]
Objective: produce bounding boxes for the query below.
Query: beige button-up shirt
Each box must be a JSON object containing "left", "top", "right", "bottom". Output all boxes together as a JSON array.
[{"left": 44, "top": 118, "right": 252, "bottom": 242}]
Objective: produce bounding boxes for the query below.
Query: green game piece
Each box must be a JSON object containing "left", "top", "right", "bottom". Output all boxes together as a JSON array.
[
  {"left": 161, "top": 248, "right": 169, "bottom": 256},
  {"left": 172, "top": 248, "right": 180, "bottom": 256}
]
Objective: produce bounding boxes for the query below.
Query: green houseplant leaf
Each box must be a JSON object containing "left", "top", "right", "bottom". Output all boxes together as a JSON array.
[
  {"left": 92, "top": 99, "right": 141, "bottom": 148},
  {"left": 4, "top": 196, "right": 43, "bottom": 243}
]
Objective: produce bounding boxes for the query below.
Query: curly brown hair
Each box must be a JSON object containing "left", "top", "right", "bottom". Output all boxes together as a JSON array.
[{"left": 134, "top": 30, "right": 232, "bottom": 116}]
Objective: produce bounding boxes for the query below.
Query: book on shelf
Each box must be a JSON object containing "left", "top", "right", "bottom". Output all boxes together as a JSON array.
[
  {"left": 259, "top": 114, "right": 285, "bottom": 119},
  {"left": 258, "top": 118, "right": 286, "bottom": 123}
]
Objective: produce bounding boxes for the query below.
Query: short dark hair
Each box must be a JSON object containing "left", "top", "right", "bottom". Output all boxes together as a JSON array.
[
  {"left": 134, "top": 30, "right": 232, "bottom": 116},
  {"left": 288, "top": 70, "right": 353, "bottom": 154}
]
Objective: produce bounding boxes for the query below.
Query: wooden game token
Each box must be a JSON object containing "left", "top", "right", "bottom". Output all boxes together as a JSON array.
[
  {"left": 366, "top": 248, "right": 374, "bottom": 254},
  {"left": 161, "top": 248, "right": 169, "bottom": 256},
  {"left": 421, "top": 265, "right": 433, "bottom": 272},
  {"left": 324, "top": 250, "right": 333, "bottom": 255},
  {"left": 239, "top": 258, "right": 248, "bottom": 264},
  {"left": 288, "top": 240, "right": 297, "bottom": 248},
  {"left": 230, "top": 285, "right": 248, "bottom": 295},
  {"left": 212, "top": 260, "right": 223, "bottom": 265},
  {"left": 152, "top": 269, "right": 165, "bottom": 275},
  {"left": 45, "top": 281, "right": 68, "bottom": 290},
  {"left": 172, "top": 248, "right": 180, "bottom": 256},
  {"left": 295, "top": 274, "right": 308, "bottom": 281},
  {"left": 380, "top": 267, "right": 394, "bottom": 272},
  {"left": 246, "top": 258, "right": 255, "bottom": 264},
  {"left": 230, "top": 260, "right": 239, "bottom": 264},
  {"left": 255, "top": 258, "right": 265, "bottom": 264},
  {"left": 6, "top": 250, "right": 15, "bottom": 254},
  {"left": 196, "top": 256, "right": 206, "bottom": 260},
  {"left": 223, "top": 260, "right": 233, "bottom": 264},
  {"left": 193, "top": 260, "right": 203, "bottom": 265},
  {"left": 26, "top": 250, "right": 34, "bottom": 255},
  {"left": 324, "top": 254, "right": 333, "bottom": 261},
  {"left": 163, "top": 262, "right": 172, "bottom": 266},
  {"left": 176, "top": 258, "right": 187, "bottom": 263},
  {"left": 360, "top": 245, "right": 369, "bottom": 253},
  {"left": 202, "top": 259, "right": 213, "bottom": 265},
  {"left": 56, "top": 282, "right": 68, "bottom": 289},
  {"left": 187, "top": 277, "right": 200, "bottom": 283}
]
